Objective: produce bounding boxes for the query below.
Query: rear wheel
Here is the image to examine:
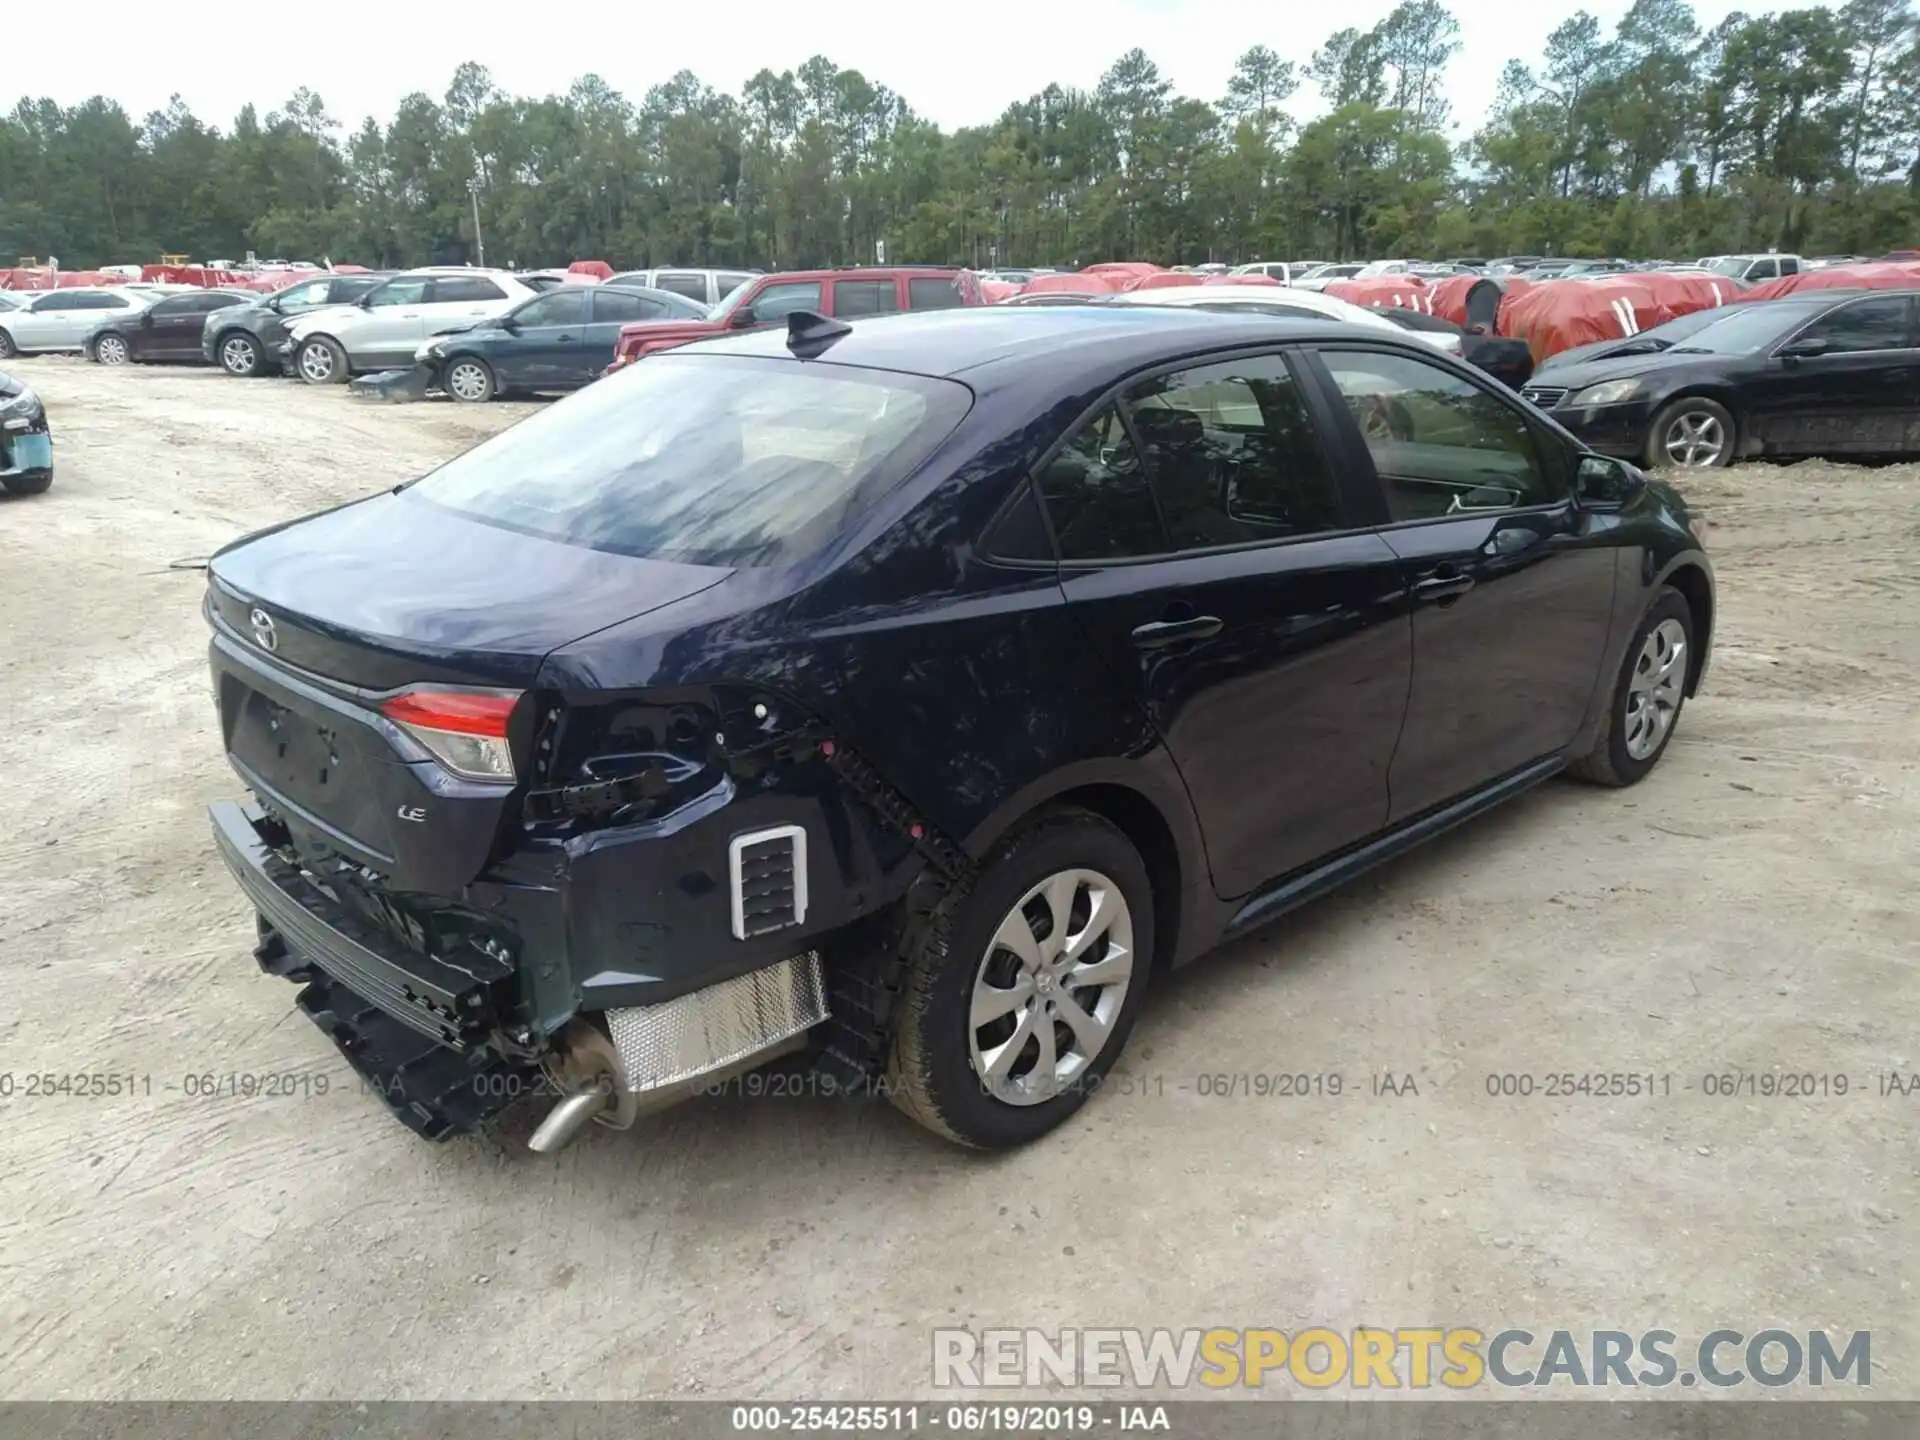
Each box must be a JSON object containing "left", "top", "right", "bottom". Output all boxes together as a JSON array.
[
  {"left": 94, "top": 333, "right": 129, "bottom": 365},
  {"left": 887, "top": 807, "right": 1153, "bottom": 1148},
  {"left": 1646, "top": 397, "right": 1734, "bottom": 470},
  {"left": 296, "top": 336, "right": 349, "bottom": 385},
  {"left": 444, "top": 357, "right": 495, "bottom": 403},
  {"left": 1569, "top": 588, "right": 1694, "bottom": 786},
  {"left": 218, "top": 332, "right": 262, "bottom": 377}
]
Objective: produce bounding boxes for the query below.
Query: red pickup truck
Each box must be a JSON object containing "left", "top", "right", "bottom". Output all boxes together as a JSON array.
[{"left": 606, "top": 266, "right": 983, "bottom": 369}]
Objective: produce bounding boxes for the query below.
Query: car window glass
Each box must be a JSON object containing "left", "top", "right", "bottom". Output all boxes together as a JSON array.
[
  {"left": 908, "top": 277, "right": 967, "bottom": 310},
  {"left": 517, "top": 289, "right": 588, "bottom": 327},
  {"left": 368, "top": 278, "right": 430, "bottom": 308},
  {"left": 33, "top": 295, "right": 75, "bottom": 311},
  {"left": 716, "top": 273, "right": 756, "bottom": 301},
  {"left": 1034, "top": 404, "right": 1167, "bottom": 561},
  {"left": 748, "top": 282, "right": 823, "bottom": 322},
  {"left": 434, "top": 277, "right": 506, "bottom": 304},
  {"left": 981, "top": 480, "right": 1054, "bottom": 562},
  {"left": 833, "top": 280, "right": 900, "bottom": 318},
  {"left": 653, "top": 272, "right": 709, "bottom": 301},
  {"left": 281, "top": 280, "right": 332, "bottom": 309},
  {"left": 1320, "top": 349, "right": 1558, "bottom": 521},
  {"left": 90, "top": 294, "right": 129, "bottom": 309},
  {"left": 1124, "top": 355, "right": 1342, "bottom": 549},
  {"left": 591, "top": 289, "right": 660, "bottom": 323},
  {"left": 1797, "top": 296, "right": 1910, "bottom": 353}
]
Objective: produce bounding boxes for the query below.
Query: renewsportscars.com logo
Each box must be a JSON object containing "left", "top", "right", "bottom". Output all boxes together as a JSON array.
[{"left": 932, "top": 1327, "right": 1872, "bottom": 1391}]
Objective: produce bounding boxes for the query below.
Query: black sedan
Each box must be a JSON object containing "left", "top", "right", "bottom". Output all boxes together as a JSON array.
[
  {"left": 0, "top": 368, "right": 52, "bottom": 494},
  {"left": 201, "top": 307, "right": 1713, "bottom": 1154},
  {"left": 416, "top": 284, "right": 710, "bottom": 401},
  {"left": 203, "top": 272, "right": 390, "bottom": 377},
  {"left": 1521, "top": 289, "right": 1920, "bottom": 468},
  {"left": 86, "top": 290, "right": 255, "bottom": 366}
]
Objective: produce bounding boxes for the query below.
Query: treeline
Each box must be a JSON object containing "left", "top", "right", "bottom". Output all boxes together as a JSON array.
[{"left": 3, "top": 0, "right": 1919, "bottom": 272}]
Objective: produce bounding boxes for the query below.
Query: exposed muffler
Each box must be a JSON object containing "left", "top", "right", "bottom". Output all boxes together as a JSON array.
[{"left": 526, "top": 950, "right": 829, "bottom": 1154}]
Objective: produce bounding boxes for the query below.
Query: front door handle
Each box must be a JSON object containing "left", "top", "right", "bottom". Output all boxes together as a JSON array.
[
  {"left": 1131, "top": 616, "right": 1223, "bottom": 649},
  {"left": 557, "top": 334, "right": 575, "bottom": 343},
  {"left": 1412, "top": 570, "right": 1476, "bottom": 602}
]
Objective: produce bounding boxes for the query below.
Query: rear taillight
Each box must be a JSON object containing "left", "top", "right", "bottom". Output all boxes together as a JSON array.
[{"left": 381, "top": 689, "right": 520, "bottom": 784}]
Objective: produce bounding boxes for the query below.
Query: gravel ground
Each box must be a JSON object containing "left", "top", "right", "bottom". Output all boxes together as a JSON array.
[{"left": 0, "top": 357, "right": 1914, "bottom": 1401}]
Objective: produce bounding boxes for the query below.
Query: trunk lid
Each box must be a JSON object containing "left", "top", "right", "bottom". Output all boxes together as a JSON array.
[{"left": 207, "top": 490, "right": 728, "bottom": 890}]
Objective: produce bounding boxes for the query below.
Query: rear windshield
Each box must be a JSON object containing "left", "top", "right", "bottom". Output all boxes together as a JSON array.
[{"left": 406, "top": 355, "right": 972, "bottom": 566}]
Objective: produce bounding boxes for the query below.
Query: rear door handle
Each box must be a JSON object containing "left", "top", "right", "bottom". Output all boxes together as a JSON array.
[
  {"left": 1131, "top": 616, "right": 1223, "bottom": 649},
  {"left": 1412, "top": 571, "right": 1476, "bottom": 601}
]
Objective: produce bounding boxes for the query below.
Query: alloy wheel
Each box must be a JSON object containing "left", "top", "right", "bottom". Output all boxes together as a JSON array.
[
  {"left": 446, "top": 361, "right": 490, "bottom": 402},
  {"left": 968, "top": 868, "right": 1135, "bottom": 1105},
  {"left": 221, "top": 336, "right": 257, "bottom": 375},
  {"left": 97, "top": 335, "right": 128, "bottom": 365},
  {"left": 1624, "top": 617, "right": 1688, "bottom": 760},
  {"left": 1661, "top": 410, "right": 1725, "bottom": 468},
  {"left": 298, "top": 343, "right": 334, "bottom": 383}
]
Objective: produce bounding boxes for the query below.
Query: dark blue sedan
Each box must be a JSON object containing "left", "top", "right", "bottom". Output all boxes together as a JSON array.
[
  {"left": 203, "top": 306, "right": 1714, "bottom": 1155},
  {"left": 417, "top": 283, "right": 709, "bottom": 402}
]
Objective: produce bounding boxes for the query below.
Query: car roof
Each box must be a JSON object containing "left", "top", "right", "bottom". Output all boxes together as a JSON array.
[{"left": 684, "top": 305, "right": 1394, "bottom": 383}]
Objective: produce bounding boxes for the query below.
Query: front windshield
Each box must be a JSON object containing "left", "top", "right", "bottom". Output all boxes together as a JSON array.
[{"left": 1665, "top": 302, "right": 1824, "bottom": 354}]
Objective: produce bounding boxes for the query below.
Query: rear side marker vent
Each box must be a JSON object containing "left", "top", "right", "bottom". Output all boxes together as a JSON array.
[{"left": 729, "top": 825, "right": 808, "bottom": 940}]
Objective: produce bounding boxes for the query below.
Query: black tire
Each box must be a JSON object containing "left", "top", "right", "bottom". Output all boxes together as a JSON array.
[
  {"left": 3, "top": 473, "right": 52, "bottom": 496},
  {"left": 887, "top": 806, "right": 1154, "bottom": 1149},
  {"left": 1569, "top": 588, "right": 1695, "bottom": 787},
  {"left": 1645, "top": 396, "right": 1735, "bottom": 470},
  {"left": 295, "top": 335, "right": 350, "bottom": 385},
  {"left": 443, "top": 355, "right": 496, "bottom": 403},
  {"left": 217, "top": 331, "right": 262, "bottom": 377},
  {"left": 0, "top": 329, "right": 15, "bottom": 360},
  {"left": 92, "top": 332, "right": 130, "bottom": 365}
]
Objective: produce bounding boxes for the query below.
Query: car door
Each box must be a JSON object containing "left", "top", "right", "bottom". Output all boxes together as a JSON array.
[
  {"left": 1307, "top": 344, "right": 1619, "bottom": 821},
  {"left": 18, "top": 292, "right": 82, "bottom": 350},
  {"left": 1741, "top": 294, "right": 1919, "bottom": 455},
  {"left": 422, "top": 275, "right": 510, "bottom": 344},
  {"left": 584, "top": 288, "right": 665, "bottom": 377},
  {"left": 351, "top": 276, "right": 432, "bottom": 363},
  {"left": 496, "top": 287, "right": 589, "bottom": 388},
  {"left": 143, "top": 294, "right": 217, "bottom": 358},
  {"left": 1040, "top": 349, "right": 1413, "bottom": 897}
]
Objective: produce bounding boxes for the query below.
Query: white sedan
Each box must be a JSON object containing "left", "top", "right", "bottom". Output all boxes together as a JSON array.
[{"left": 1104, "top": 284, "right": 1461, "bottom": 355}]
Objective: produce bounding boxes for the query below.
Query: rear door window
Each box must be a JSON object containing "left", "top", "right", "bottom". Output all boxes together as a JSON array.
[
  {"left": 1122, "top": 354, "right": 1344, "bottom": 548},
  {"left": 406, "top": 355, "right": 972, "bottom": 567},
  {"left": 653, "top": 271, "right": 710, "bottom": 301},
  {"left": 433, "top": 277, "right": 507, "bottom": 304},
  {"left": 832, "top": 279, "right": 901, "bottom": 317},
  {"left": 1034, "top": 405, "right": 1168, "bottom": 561},
  {"left": 591, "top": 289, "right": 664, "bottom": 323},
  {"left": 908, "top": 277, "right": 967, "bottom": 310}
]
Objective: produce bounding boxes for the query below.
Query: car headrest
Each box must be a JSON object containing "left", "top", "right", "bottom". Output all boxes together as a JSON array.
[{"left": 1130, "top": 405, "right": 1204, "bottom": 448}]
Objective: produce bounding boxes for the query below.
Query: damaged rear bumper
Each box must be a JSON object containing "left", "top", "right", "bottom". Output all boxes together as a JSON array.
[{"left": 209, "top": 799, "right": 835, "bottom": 1146}]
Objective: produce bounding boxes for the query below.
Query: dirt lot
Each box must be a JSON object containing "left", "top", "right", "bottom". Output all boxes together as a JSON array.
[{"left": 1, "top": 357, "right": 1915, "bottom": 1401}]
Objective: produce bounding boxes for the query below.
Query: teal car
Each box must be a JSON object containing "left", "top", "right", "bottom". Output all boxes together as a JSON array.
[{"left": 0, "top": 368, "right": 51, "bottom": 495}]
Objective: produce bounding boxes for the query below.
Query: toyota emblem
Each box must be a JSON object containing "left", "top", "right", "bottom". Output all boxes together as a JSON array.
[{"left": 249, "top": 607, "right": 279, "bottom": 652}]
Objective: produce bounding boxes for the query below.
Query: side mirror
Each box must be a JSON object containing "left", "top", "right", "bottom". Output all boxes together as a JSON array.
[
  {"left": 497, "top": 315, "right": 519, "bottom": 333},
  {"left": 1777, "top": 336, "right": 1832, "bottom": 360},
  {"left": 731, "top": 309, "right": 760, "bottom": 329},
  {"left": 1576, "top": 453, "right": 1644, "bottom": 510}
]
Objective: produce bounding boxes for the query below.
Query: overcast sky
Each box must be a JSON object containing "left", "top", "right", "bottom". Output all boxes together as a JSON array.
[{"left": 8, "top": 0, "right": 1813, "bottom": 140}]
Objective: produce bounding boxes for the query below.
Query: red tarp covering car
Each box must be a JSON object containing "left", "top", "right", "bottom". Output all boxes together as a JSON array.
[
  {"left": 979, "top": 279, "right": 1024, "bottom": 303},
  {"left": 1746, "top": 261, "right": 1920, "bottom": 301},
  {"left": 1126, "top": 271, "right": 1208, "bottom": 292},
  {"left": 567, "top": 259, "right": 614, "bottom": 280},
  {"left": 1323, "top": 275, "right": 1433, "bottom": 311},
  {"left": 1022, "top": 272, "right": 1122, "bottom": 296},
  {"left": 1081, "top": 262, "right": 1162, "bottom": 282},
  {"left": 0, "top": 269, "right": 130, "bottom": 290},
  {"left": 1500, "top": 280, "right": 1678, "bottom": 362},
  {"left": 1611, "top": 270, "right": 1743, "bottom": 312},
  {"left": 1203, "top": 272, "right": 1281, "bottom": 286},
  {"left": 142, "top": 264, "right": 252, "bottom": 288}
]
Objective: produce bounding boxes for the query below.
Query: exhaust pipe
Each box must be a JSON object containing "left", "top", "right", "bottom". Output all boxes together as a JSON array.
[{"left": 527, "top": 1088, "right": 612, "bottom": 1154}]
